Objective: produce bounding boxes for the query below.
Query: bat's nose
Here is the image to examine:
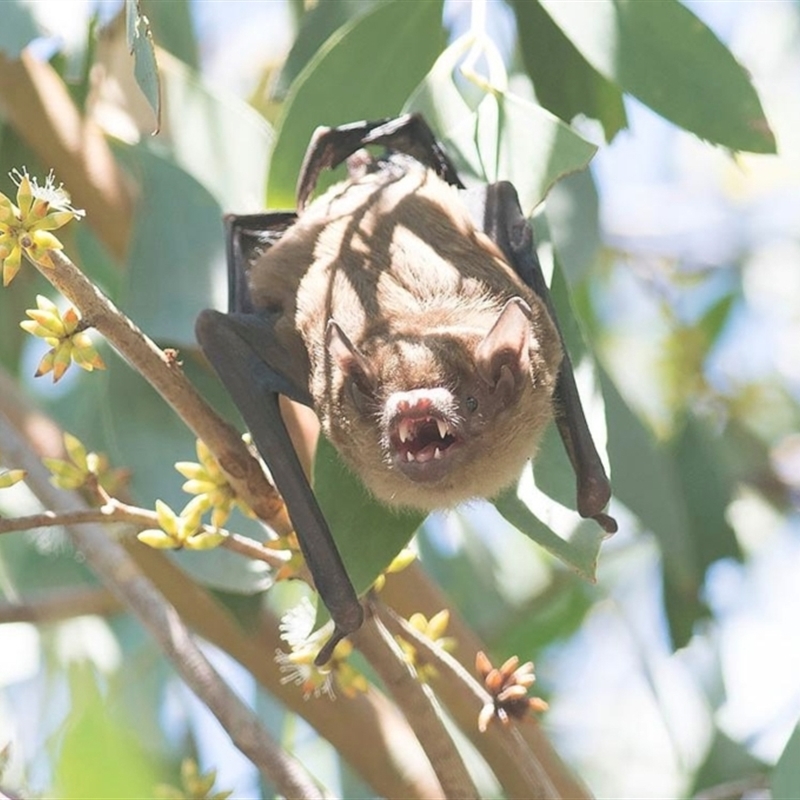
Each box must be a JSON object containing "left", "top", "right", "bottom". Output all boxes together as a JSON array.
[{"left": 385, "top": 387, "right": 453, "bottom": 417}]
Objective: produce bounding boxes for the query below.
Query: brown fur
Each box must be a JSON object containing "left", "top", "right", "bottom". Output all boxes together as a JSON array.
[{"left": 249, "top": 163, "right": 563, "bottom": 510}]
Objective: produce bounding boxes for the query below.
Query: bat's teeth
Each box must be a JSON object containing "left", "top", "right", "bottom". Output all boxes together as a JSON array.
[
  {"left": 436, "top": 419, "right": 448, "bottom": 439},
  {"left": 406, "top": 450, "right": 415, "bottom": 462},
  {"left": 398, "top": 420, "right": 412, "bottom": 443},
  {"left": 433, "top": 447, "right": 442, "bottom": 460}
]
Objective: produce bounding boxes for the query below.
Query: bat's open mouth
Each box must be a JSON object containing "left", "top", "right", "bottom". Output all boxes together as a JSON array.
[{"left": 390, "top": 413, "right": 460, "bottom": 481}]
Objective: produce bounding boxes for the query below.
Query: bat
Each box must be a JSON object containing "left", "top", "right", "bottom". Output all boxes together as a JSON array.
[{"left": 196, "top": 114, "right": 615, "bottom": 663}]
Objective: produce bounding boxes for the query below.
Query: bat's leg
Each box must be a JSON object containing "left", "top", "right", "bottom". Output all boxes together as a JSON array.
[
  {"left": 224, "top": 212, "right": 297, "bottom": 314},
  {"left": 196, "top": 309, "right": 363, "bottom": 664},
  {"left": 467, "top": 182, "right": 617, "bottom": 534},
  {"left": 297, "top": 113, "right": 464, "bottom": 209}
]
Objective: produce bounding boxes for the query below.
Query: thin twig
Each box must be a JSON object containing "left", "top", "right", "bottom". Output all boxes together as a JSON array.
[
  {"left": 0, "top": 505, "right": 292, "bottom": 570},
  {"left": 25, "top": 249, "right": 291, "bottom": 535},
  {"left": 379, "top": 601, "right": 561, "bottom": 799},
  {"left": 0, "top": 408, "right": 330, "bottom": 800},
  {"left": 380, "top": 565, "right": 593, "bottom": 800},
  {"left": 351, "top": 602, "right": 480, "bottom": 800}
]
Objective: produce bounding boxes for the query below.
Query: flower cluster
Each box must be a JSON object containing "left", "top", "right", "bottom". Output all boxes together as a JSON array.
[
  {"left": 174, "top": 438, "right": 254, "bottom": 529},
  {"left": 43, "top": 432, "right": 128, "bottom": 499},
  {"left": 0, "top": 168, "right": 84, "bottom": 286},
  {"left": 275, "top": 597, "right": 368, "bottom": 699},
  {"left": 137, "top": 499, "right": 225, "bottom": 551},
  {"left": 20, "top": 295, "right": 105, "bottom": 382},
  {"left": 476, "top": 651, "right": 548, "bottom": 732},
  {"left": 397, "top": 609, "right": 456, "bottom": 682}
]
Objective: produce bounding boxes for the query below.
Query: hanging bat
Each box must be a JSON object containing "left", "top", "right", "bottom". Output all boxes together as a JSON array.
[{"left": 196, "top": 114, "right": 615, "bottom": 663}]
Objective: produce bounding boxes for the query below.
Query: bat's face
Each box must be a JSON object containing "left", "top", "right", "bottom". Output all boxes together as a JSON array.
[{"left": 322, "top": 297, "right": 563, "bottom": 510}]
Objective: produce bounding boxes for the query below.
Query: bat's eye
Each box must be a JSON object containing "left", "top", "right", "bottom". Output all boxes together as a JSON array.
[{"left": 465, "top": 396, "right": 478, "bottom": 413}]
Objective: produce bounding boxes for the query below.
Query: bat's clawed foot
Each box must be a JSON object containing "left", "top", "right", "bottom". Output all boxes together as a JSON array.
[{"left": 576, "top": 469, "right": 618, "bottom": 534}]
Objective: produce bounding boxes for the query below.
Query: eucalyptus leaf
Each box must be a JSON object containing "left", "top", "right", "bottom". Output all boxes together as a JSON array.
[
  {"left": 494, "top": 486, "right": 605, "bottom": 581},
  {"left": 511, "top": 0, "right": 627, "bottom": 141},
  {"left": 267, "top": 0, "right": 446, "bottom": 208},
  {"left": 117, "top": 143, "right": 226, "bottom": 344},
  {"left": 125, "top": 0, "right": 161, "bottom": 132},
  {"left": 408, "top": 38, "right": 597, "bottom": 211},
  {"left": 539, "top": 0, "right": 775, "bottom": 153},
  {"left": 313, "top": 436, "right": 424, "bottom": 596}
]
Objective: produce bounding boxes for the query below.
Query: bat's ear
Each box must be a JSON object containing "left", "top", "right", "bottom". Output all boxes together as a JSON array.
[
  {"left": 326, "top": 320, "right": 378, "bottom": 405},
  {"left": 476, "top": 298, "right": 532, "bottom": 406}
]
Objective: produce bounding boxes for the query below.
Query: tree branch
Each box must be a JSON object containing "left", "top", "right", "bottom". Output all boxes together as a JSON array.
[
  {"left": 0, "top": 505, "right": 292, "bottom": 570},
  {"left": 23, "top": 249, "right": 291, "bottom": 535},
  {"left": 352, "top": 602, "right": 480, "bottom": 800},
  {"left": 0, "top": 406, "right": 329, "bottom": 800},
  {"left": 0, "top": 367, "right": 444, "bottom": 799},
  {"left": 378, "top": 601, "right": 561, "bottom": 800},
  {"left": 380, "top": 563, "right": 592, "bottom": 800}
]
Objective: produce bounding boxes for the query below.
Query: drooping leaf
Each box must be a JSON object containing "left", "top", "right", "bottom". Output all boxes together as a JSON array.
[
  {"left": 272, "top": 0, "right": 376, "bottom": 99},
  {"left": 510, "top": 0, "right": 627, "bottom": 141},
  {"left": 494, "top": 486, "right": 606, "bottom": 581},
  {"left": 267, "top": 0, "right": 446, "bottom": 208},
  {"left": 670, "top": 415, "right": 741, "bottom": 572},
  {"left": 54, "top": 662, "right": 161, "bottom": 798},
  {"left": 125, "top": 0, "right": 162, "bottom": 132},
  {"left": 144, "top": 0, "right": 198, "bottom": 69},
  {"left": 154, "top": 54, "right": 274, "bottom": 213},
  {"left": 313, "top": 435, "right": 424, "bottom": 595},
  {"left": 601, "top": 371, "right": 714, "bottom": 646},
  {"left": 408, "top": 38, "right": 598, "bottom": 211},
  {"left": 691, "top": 729, "right": 769, "bottom": 797},
  {"left": 539, "top": 0, "right": 776, "bottom": 153}
]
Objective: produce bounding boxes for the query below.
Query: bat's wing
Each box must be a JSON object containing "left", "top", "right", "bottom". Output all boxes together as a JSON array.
[
  {"left": 464, "top": 182, "right": 618, "bottom": 534},
  {"left": 296, "top": 113, "right": 464, "bottom": 209},
  {"left": 196, "top": 213, "right": 362, "bottom": 664}
]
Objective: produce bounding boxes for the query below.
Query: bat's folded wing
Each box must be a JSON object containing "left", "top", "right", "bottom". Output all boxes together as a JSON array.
[{"left": 195, "top": 309, "right": 363, "bottom": 663}]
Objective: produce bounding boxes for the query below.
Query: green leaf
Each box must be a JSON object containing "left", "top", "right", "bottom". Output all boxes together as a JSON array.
[
  {"left": 691, "top": 729, "right": 769, "bottom": 796},
  {"left": 601, "top": 371, "right": 713, "bottom": 646},
  {"left": 266, "top": 0, "right": 446, "bottom": 208},
  {"left": 408, "top": 38, "right": 597, "bottom": 212},
  {"left": 773, "top": 724, "right": 800, "bottom": 800},
  {"left": 510, "top": 0, "right": 627, "bottom": 141},
  {"left": 272, "top": 0, "right": 376, "bottom": 99},
  {"left": 0, "top": 1, "right": 39, "bottom": 58},
  {"left": 539, "top": 0, "right": 776, "bottom": 153},
  {"left": 126, "top": 0, "right": 162, "bottom": 132},
  {"left": 670, "top": 416, "right": 741, "bottom": 572},
  {"left": 313, "top": 435, "right": 424, "bottom": 595},
  {"left": 144, "top": 0, "right": 198, "bottom": 69},
  {"left": 117, "top": 144, "right": 225, "bottom": 344},
  {"left": 494, "top": 486, "right": 605, "bottom": 581},
  {"left": 545, "top": 167, "right": 601, "bottom": 287},
  {"left": 102, "top": 356, "right": 272, "bottom": 595}
]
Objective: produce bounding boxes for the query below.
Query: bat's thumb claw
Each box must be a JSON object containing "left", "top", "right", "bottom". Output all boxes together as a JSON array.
[{"left": 314, "top": 604, "right": 365, "bottom": 666}]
